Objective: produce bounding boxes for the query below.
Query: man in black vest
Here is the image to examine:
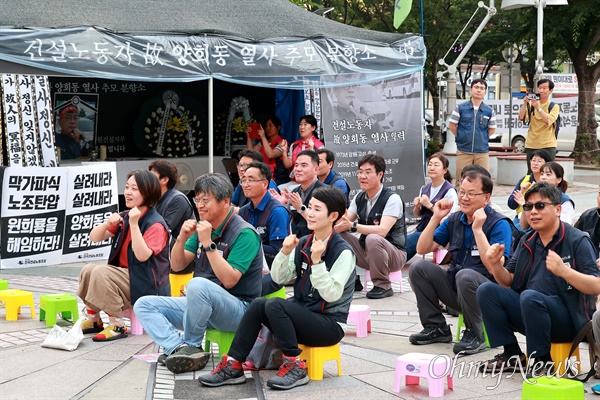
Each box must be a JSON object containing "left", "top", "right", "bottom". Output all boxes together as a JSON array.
[
  {"left": 316, "top": 148, "right": 350, "bottom": 205},
  {"left": 134, "top": 173, "right": 263, "bottom": 374},
  {"left": 334, "top": 154, "right": 407, "bottom": 299},
  {"left": 409, "top": 166, "right": 513, "bottom": 355},
  {"left": 238, "top": 162, "right": 290, "bottom": 295},
  {"left": 271, "top": 150, "right": 326, "bottom": 238},
  {"left": 232, "top": 149, "right": 279, "bottom": 211},
  {"left": 478, "top": 182, "right": 600, "bottom": 376}
]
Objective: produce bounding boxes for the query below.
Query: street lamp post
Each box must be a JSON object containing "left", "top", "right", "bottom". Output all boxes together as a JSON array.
[{"left": 502, "top": 46, "right": 519, "bottom": 146}]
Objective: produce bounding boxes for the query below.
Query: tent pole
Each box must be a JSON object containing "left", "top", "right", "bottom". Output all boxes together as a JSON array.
[{"left": 208, "top": 77, "right": 214, "bottom": 173}]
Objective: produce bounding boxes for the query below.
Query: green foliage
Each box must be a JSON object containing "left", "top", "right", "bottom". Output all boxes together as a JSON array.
[{"left": 426, "top": 139, "right": 441, "bottom": 158}]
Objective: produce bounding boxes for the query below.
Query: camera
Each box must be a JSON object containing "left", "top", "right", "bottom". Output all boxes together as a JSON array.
[{"left": 528, "top": 93, "right": 539, "bottom": 100}]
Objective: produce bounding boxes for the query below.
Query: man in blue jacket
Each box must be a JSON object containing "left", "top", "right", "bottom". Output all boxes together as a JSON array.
[
  {"left": 448, "top": 78, "right": 497, "bottom": 180},
  {"left": 477, "top": 182, "right": 600, "bottom": 376}
]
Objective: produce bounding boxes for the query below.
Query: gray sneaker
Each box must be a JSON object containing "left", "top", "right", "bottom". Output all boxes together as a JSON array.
[
  {"left": 453, "top": 328, "right": 486, "bottom": 355},
  {"left": 409, "top": 325, "right": 452, "bottom": 345},
  {"left": 266, "top": 358, "right": 309, "bottom": 390},
  {"left": 164, "top": 346, "right": 210, "bottom": 373},
  {"left": 157, "top": 353, "right": 167, "bottom": 365},
  {"left": 198, "top": 356, "right": 246, "bottom": 387}
]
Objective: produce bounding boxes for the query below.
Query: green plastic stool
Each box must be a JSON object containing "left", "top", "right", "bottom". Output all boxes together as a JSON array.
[
  {"left": 39, "top": 293, "right": 79, "bottom": 327},
  {"left": 456, "top": 313, "right": 490, "bottom": 347},
  {"left": 205, "top": 329, "right": 236, "bottom": 358},
  {"left": 262, "top": 286, "right": 287, "bottom": 300},
  {"left": 0, "top": 279, "right": 8, "bottom": 291},
  {"left": 521, "top": 376, "right": 583, "bottom": 399}
]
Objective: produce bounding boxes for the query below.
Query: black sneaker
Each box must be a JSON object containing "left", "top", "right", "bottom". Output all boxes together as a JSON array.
[
  {"left": 157, "top": 353, "right": 167, "bottom": 365},
  {"left": 453, "top": 328, "right": 486, "bottom": 355},
  {"left": 164, "top": 345, "right": 210, "bottom": 374},
  {"left": 198, "top": 355, "right": 246, "bottom": 387},
  {"left": 355, "top": 275, "right": 363, "bottom": 292},
  {"left": 366, "top": 286, "right": 393, "bottom": 299},
  {"left": 479, "top": 353, "right": 527, "bottom": 373},
  {"left": 266, "top": 358, "right": 309, "bottom": 390},
  {"left": 409, "top": 325, "right": 452, "bottom": 345}
]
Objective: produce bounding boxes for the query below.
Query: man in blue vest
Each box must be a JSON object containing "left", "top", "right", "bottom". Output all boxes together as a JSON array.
[
  {"left": 448, "top": 78, "right": 497, "bottom": 180},
  {"left": 316, "top": 148, "right": 350, "bottom": 205},
  {"left": 409, "top": 166, "right": 513, "bottom": 355},
  {"left": 334, "top": 154, "right": 407, "bottom": 299},
  {"left": 232, "top": 149, "right": 279, "bottom": 211},
  {"left": 134, "top": 173, "right": 263, "bottom": 374},
  {"left": 238, "top": 161, "right": 290, "bottom": 295},
  {"left": 478, "top": 182, "right": 600, "bottom": 376}
]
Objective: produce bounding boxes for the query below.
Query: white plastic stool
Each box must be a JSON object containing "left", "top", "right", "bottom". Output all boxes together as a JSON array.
[{"left": 394, "top": 352, "right": 454, "bottom": 397}]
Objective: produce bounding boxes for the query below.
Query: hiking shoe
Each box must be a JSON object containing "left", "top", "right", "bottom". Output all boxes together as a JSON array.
[
  {"left": 453, "top": 328, "right": 486, "bottom": 355},
  {"left": 198, "top": 355, "right": 246, "bottom": 387},
  {"left": 409, "top": 325, "right": 452, "bottom": 345},
  {"left": 366, "top": 286, "right": 393, "bottom": 299},
  {"left": 266, "top": 358, "right": 309, "bottom": 390},
  {"left": 479, "top": 353, "right": 527, "bottom": 373},
  {"left": 164, "top": 345, "right": 210, "bottom": 374},
  {"left": 81, "top": 319, "right": 104, "bottom": 334},
  {"left": 157, "top": 353, "right": 167, "bottom": 365},
  {"left": 92, "top": 325, "right": 127, "bottom": 342},
  {"left": 355, "top": 276, "right": 363, "bottom": 292},
  {"left": 525, "top": 361, "right": 554, "bottom": 379}
]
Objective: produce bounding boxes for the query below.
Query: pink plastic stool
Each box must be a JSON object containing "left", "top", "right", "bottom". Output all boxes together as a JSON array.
[
  {"left": 363, "top": 269, "right": 404, "bottom": 293},
  {"left": 123, "top": 308, "right": 144, "bottom": 335},
  {"left": 393, "top": 352, "right": 454, "bottom": 398},
  {"left": 347, "top": 304, "right": 372, "bottom": 338}
]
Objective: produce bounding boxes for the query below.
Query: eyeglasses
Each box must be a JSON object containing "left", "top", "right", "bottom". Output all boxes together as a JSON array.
[
  {"left": 357, "top": 169, "right": 377, "bottom": 176},
  {"left": 240, "top": 179, "right": 265, "bottom": 185},
  {"left": 457, "top": 190, "right": 487, "bottom": 199},
  {"left": 472, "top": 85, "right": 487, "bottom": 90},
  {"left": 522, "top": 202, "right": 557, "bottom": 211},
  {"left": 193, "top": 196, "right": 215, "bottom": 205},
  {"left": 236, "top": 163, "right": 251, "bottom": 170}
]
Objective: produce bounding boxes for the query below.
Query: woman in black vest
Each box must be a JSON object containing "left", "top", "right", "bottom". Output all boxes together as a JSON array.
[
  {"left": 406, "top": 153, "right": 457, "bottom": 261},
  {"left": 199, "top": 186, "right": 356, "bottom": 390},
  {"left": 77, "top": 169, "right": 170, "bottom": 342}
]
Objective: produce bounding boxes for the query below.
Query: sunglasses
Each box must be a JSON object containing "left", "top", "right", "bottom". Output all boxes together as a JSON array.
[{"left": 522, "top": 201, "right": 557, "bottom": 211}]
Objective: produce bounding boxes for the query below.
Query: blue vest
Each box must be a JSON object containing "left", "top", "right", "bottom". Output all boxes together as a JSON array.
[
  {"left": 355, "top": 187, "right": 407, "bottom": 251},
  {"left": 194, "top": 212, "right": 263, "bottom": 303},
  {"left": 291, "top": 180, "right": 327, "bottom": 238},
  {"left": 292, "top": 231, "right": 355, "bottom": 323},
  {"left": 108, "top": 208, "right": 171, "bottom": 305},
  {"left": 455, "top": 101, "right": 494, "bottom": 153},
  {"left": 324, "top": 170, "right": 350, "bottom": 206},
  {"left": 415, "top": 181, "right": 454, "bottom": 232}
]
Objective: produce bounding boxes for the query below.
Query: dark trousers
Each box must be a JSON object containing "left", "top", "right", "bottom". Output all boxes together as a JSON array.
[
  {"left": 477, "top": 282, "right": 575, "bottom": 358},
  {"left": 228, "top": 297, "right": 344, "bottom": 360}
]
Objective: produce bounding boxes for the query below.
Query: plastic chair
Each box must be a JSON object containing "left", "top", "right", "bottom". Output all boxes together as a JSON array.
[
  {"left": 263, "top": 286, "right": 287, "bottom": 300},
  {"left": 521, "top": 376, "right": 583, "bottom": 400},
  {"left": 122, "top": 308, "right": 144, "bottom": 335},
  {"left": 347, "top": 304, "right": 372, "bottom": 338},
  {"left": 39, "top": 293, "right": 79, "bottom": 327},
  {"left": 0, "top": 279, "right": 8, "bottom": 290},
  {"left": 394, "top": 352, "right": 454, "bottom": 397},
  {"left": 363, "top": 269, "right": 404, "bottom": 293},
  {"left": 0, "top": 289, "right": 36, "bottom": 320},
  {"left": 455, "top": 313, "right": 490, "bottom": 347},
  {"left": 298, "top": 343, "right": 342, "bottom": 380},
  {"left": 169, "top": 272, "right": 194, "bottom": 297},
  {"left": 205, "top": 329, "right": 236, "bottom": 358},
  {"left": 550, "top": 342, "right": 581, "bottom": 376}
]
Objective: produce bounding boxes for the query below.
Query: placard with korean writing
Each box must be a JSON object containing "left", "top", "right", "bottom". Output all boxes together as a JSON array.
[
  {"left": 1, "top": 74, "right": 23, "bottom": 166},
  {"left": 18, "top": 74, "right": 41, "bottom": 166},
  {"left": 61, "top": 163, "right": 118, "bottom": 263},
  {"left": 0, "top": 167, "right": 67, "bottom": 268},
  {"left": 322, "top": 73, "right": 425, "bottom": 222}
]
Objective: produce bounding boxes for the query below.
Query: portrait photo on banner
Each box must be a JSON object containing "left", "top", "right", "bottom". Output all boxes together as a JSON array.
[{"left": 53, "top": 93, "right": 99, "bottom": 160}]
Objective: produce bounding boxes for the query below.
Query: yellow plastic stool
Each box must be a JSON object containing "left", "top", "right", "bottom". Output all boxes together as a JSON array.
[
  {"left": 521, "top": 376, "right": 583, "bottom": 399},
  {"left": 0, "top": 289, "right": 36, "bottom": 320},
  {"left": 39, "top": 293, "right": 79, "bottom": 327},
  {"left": 263, "top": 286, "right": 287, "bottom": 300},
  {"left": 456, "top": 313, "right": 490, "bottom": 347},
  {"left": 169, "top": 272, "right": 194, "bottom": 297},
  {"left": 205, "top": 329, "right": 236, "bottom": 358},
  {"left": 298, "top": 343, "right": 342, "bottom": 380},
  {"left": 0, "top": 279, "right": 8, "bottom": 291},
  {"left": 550, "top": 342, "right": 581, "bottom": 376}
]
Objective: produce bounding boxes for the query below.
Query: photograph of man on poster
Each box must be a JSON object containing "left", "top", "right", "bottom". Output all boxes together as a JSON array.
[{"left": 54, "top": 94, "right": 98, "bottom": 160}]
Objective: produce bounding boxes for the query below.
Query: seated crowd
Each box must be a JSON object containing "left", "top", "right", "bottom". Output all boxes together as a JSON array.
[{"left": 77, "top": 123, "right": 599, "bottom": 390}]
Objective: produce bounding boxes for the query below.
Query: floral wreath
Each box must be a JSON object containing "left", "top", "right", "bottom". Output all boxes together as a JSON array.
[{"left": 224, "top": 96, "right": 252, "bottom": 157}]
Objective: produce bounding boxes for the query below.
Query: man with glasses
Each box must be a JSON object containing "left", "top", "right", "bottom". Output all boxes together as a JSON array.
[
  {"left": 238, "top": 162, "right": 290, "bottom": 295},
  {"left": 448, "top": 78, "right": 497, "bottom": 181},
  {"left": 334, "top": 154, "right": 407, "bottom": 299},
  {"left": 231, "top": 149, "right": 279, "bottom": 211},
  {"left": 409, "top": 166, "right": 513, "bottom": 355},
  {"left": 134, "top": 173, "right": 263, "bottom": 374},
  {"left": 477, "top": 182, "right": 600, "bottom": 376}
]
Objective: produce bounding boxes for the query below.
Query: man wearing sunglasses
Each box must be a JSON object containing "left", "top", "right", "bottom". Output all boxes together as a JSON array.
[
  {"left": 409, "top": 166, "right": 513, "bottom": 356},
  {"left": 477, "top": 182, "right": 600, "bottom": 376},
  {"left": 134, "top": 173, "right": 263, "bottom": 374}
]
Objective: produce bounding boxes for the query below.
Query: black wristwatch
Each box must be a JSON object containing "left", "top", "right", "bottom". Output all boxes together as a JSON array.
[
  {"left": 299, "top": 205, "right": 307, "bottom": 213},
  {"left": 350, "top": 220, "right": 358, "bottom": 233},
  {"left": 203, "top": 242, "right": 217, "bottom": 252}
]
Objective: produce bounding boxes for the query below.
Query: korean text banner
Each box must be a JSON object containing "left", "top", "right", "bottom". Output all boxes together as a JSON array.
[{"left": 0, "top": 27, "right": 425, "bottom": 89}]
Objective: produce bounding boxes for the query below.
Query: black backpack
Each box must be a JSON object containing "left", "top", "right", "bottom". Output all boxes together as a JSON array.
[{"left": 549, "top": 101, "right": 561, "bottom": 139}]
